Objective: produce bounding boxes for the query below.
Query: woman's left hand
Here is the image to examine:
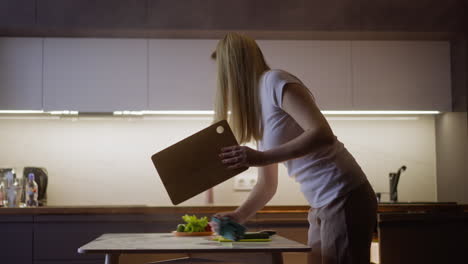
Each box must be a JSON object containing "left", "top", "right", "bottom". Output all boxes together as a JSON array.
[{"left": 219, "top": 145, "right": 267, "bottom": 169}]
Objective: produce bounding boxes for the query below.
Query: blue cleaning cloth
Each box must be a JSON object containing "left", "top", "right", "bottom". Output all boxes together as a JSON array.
[{"left": 211, "top": 216, "right": 247, "bottom": 241}]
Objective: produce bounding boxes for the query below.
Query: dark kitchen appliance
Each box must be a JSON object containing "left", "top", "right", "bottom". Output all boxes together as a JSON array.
[{"left": 22, "top": 167, "right": 48, "bottom": 206}]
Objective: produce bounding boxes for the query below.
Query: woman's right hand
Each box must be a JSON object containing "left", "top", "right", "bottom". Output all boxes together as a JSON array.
[
  {"left": 212, "top": 210, "right": 245, "bottom": 224},
  {"left": 210, "top": 210, "right": 246, "bottom": 234}
]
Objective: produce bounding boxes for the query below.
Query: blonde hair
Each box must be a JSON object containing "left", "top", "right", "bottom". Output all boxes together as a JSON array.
[{"left": 213, "top": 33, "right": 270, "bottom": 144}]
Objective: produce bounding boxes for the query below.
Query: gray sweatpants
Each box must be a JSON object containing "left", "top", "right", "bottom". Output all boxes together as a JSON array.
[{"left": 307, "top": 181, "right": 378, "bottom": 264}]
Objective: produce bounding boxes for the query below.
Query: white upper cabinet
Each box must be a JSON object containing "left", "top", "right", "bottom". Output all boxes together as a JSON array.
[
  {"left": 351, "top": 41, "right": 451, "bottom": 111},
  {"left": 148, "top": 39, "right": 217, "bottom": 110},
  {"left": 0, "top": 38, "right": 43, "bottom": 110},
  {"left": 0, "top": 38, "right": 453, "bottom": 112},
  {"left": 258, "top": 40, "right": 353, "bottom": 110},
  {"left": 43, "top": 38, "right": 147, "bottom": 112}
]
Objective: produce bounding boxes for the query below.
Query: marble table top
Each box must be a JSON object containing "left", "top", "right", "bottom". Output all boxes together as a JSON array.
[{"left": 78, "top": 233, "right": 311, "bottom": 254}]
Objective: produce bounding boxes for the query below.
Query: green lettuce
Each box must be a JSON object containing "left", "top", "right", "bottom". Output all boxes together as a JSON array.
[{"left": 181, "top": 214, "right": 209, "bottom": 232}]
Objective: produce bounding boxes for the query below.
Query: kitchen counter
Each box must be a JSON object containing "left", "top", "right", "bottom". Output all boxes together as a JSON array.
[
  {"left": 1, "top": 204, "right": 466, "bottom": 264},
  {"left": 0, "top": 203, "right": 464, "bottom": 216}
]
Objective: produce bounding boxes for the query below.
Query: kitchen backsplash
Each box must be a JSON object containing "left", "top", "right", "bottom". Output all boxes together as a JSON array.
[{"left": 0, "top": 115, "right": 437, "bottom": 206}]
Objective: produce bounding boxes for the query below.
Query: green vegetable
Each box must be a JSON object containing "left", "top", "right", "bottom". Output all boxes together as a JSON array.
[
  {"left": 176, "top": 224, "right": 185, "bottom": 232},
  {"left": 181, "top": 214, "right": 209, "bottom": 232}
]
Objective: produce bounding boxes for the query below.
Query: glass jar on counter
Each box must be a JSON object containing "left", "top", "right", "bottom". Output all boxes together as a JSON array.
[
  {"left": 0, "top": 180, "right": 5, "bottom": 207},
  {"left": 4, "top": 171, "right": 24, "bottom": 208}
]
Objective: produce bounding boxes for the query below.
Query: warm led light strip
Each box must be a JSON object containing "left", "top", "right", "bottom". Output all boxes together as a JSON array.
[
  {"left": 113, "top": 111, "right": 144, "bottom": 115},
  {"left": 0, "top": 110, "right": 441, "bottom": 115},
  {"left": 48, "top": 110, "right": 79, "bottom": 115},
  {"left": 0, "top": 110, "right": 44, "bottom": 114},
  {"left": 113, "top": 110, "right": 216, "bottom": 115},
  {"left": 141, "top": 110, "right": 215, "bottom": 115},
  {"left": 0, "top": 110, "right": 79, "bottom": 115},
  {"left": 114, "top": 110, "right": 440, "bottom": 115},
  {"left": 321, "top": 111, "right": 440, "bottom": 115}
]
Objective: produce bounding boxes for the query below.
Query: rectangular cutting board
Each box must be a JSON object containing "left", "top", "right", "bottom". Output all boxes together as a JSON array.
[{"left": 151, "top": 120, "right": 248, "bottom": 205}]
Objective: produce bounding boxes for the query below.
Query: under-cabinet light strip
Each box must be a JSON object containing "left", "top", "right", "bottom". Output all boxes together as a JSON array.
[
  {"left": 0, "top": 110, "right": 441, "bottom": 115},
  {"left": 0, "top": 110, "right": 44, "bottom": 114},
  {"left": 141, "top": 110, "right": 215, "bottom": 115},
  {"left": 48, "top": 110, "right": 79, "bottom": 115},
  {"left": 116, "top": 110, "right": 440, "bottom": 116},
  {"left": 321, "top": 110, "right": 440, "bottom": 115}
]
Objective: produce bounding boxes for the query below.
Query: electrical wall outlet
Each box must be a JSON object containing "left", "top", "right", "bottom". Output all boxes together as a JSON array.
[{"left": 233, "top": 173, "right": 257, "bottom": 191}]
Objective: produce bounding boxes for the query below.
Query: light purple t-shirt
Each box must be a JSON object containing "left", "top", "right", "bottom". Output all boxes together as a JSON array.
[{"left": 258, "top": 69, "right": 366, "bottom": 208}]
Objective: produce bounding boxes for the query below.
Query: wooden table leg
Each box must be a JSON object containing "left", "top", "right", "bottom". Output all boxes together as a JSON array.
[
  {"left": 105, "top": 253, "right": 120, "bottom": 264},
  {"left": 271, "top": 252, "right": 283, "bottom": 264}
]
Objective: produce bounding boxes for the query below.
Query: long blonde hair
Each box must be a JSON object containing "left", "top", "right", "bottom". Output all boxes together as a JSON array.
[{"left": 213, "top": 33, "right": 270, "bottom": 144}]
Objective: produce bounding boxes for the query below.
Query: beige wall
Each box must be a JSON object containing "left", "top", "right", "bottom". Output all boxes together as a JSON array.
[
  {"left": 435, "top": 112, "right": 468, "bottom": 203},
  {"left": 0, "top": 114, "right": 438, "bottom": 206}
]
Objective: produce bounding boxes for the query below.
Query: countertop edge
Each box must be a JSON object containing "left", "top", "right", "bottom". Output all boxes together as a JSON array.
[{"left": 0, "top": 203, "right": 465, "bottom": 215}]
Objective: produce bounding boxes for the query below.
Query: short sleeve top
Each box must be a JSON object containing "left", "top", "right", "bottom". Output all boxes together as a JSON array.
[{"left": 257, "top": 69, "right": 366, "bottom": 208}]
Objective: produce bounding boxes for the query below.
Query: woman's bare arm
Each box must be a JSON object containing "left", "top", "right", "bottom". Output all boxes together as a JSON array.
[
  {"left": 214, "top": 163, "right": 278, "bottom": 223},
  {"left": 234, "top": 163, "right": 278, "bottom": 222},
  {"left": 220, "top": 83, "right": 334, "bottom": 168}
]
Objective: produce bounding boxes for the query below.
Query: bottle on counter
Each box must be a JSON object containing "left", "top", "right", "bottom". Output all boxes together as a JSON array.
[
  {"left": 25, "top": 173, "right": 38, "bottom": 207},
  {"left": 0, "top": 180, "right": 4, "bottom": 207},
  {"left": 5, "top": 172, "right": 19, "bottom": 207}
]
